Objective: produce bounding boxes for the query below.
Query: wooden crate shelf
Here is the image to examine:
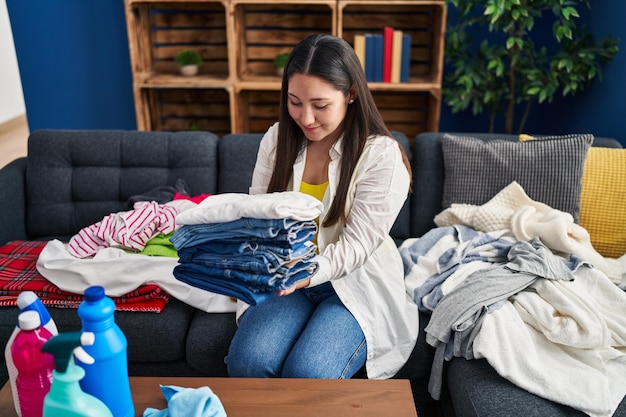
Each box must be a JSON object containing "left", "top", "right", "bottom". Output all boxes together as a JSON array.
[
  {"left": 124, "top": 0, "right": 446, "bottom": 136},
  {"left": 142, "top": 88, "right": 232, "bottom": 136},
  {"left": 339, "top": 1, "right": 446, "bottom": 85},
  {"left": 126, "top": 1, "right": 229, "bottom": 79},
  {"left": 233, "top": 2, "right": 336, "bottom": 80},
  {"left": 373, "top": 90, "right": 440, "bottom": 138}
]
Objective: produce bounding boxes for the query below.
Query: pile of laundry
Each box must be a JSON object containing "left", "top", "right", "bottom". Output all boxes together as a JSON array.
[{"left": 171, "top": 192, "right": 324, "bottom": 305}]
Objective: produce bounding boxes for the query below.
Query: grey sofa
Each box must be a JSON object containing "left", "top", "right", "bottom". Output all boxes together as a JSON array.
[{"left": 0, "top": 129, "right": 624, "bottom": 417}]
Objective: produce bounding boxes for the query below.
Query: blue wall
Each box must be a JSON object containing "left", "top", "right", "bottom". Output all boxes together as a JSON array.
[
  {"left": 8, "top": 1, "right": 625, "bottom": 144},
  {"left": 7, "top": 0, "right": 136, "bottom": 131}
]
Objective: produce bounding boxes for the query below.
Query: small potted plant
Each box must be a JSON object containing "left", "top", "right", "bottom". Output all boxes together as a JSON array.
[
  {"left": 273, "top": 52, "right": 290, "bottom": 76},
  {"left": 175, "top": 49, "right": 202, "bottom": 76}
]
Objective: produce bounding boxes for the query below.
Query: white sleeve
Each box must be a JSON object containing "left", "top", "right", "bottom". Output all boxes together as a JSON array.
[{"left": 310, "top": 137, "right": 410, "bottom": 285}]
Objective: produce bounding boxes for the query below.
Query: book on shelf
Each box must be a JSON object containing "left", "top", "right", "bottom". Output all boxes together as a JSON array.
[
  {"left": 359, "top": 27, "right": 411, "bottom": 83},
  {"left": 382, "top": 26, "right": 393, "bottom": 82},
  {"left": 354, "top": 34, "right": 366, "bottom": 72},
  {"left": 364, "top": 33, "right": 376, "bottom": 82},
  {"left": 372, "top": 34, "right": 383, "bottom": 82},
  {"left": 391, "top": 29, "right": 403, "bottom": 83},
  {"left": 400, "top": 33, "right": 412, "bottom": 83}
]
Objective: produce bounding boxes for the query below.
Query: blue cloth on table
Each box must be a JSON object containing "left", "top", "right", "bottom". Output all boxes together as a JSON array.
[{"left": 143, "top": 385, "right": 226, "bottom": 417}]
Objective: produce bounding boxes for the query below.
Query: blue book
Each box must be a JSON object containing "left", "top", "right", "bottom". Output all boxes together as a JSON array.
[
  {"left": 400, "top": 34, "right": 412, "bottom": 82},
  {"left": 364, "top": 34, "right": 376, "bottom": 82},
  {"left": 372, "top": 34, "right": 384, "bottom": 82}
]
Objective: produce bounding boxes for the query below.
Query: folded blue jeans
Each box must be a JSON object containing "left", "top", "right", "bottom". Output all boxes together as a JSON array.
[
  {"left": 178, "top": 246, "right": 315, "bottom": 275},
  {"left": 173, "top": 259, "right": 318, "bottom": 305},
  {"left": 178, "top": 239, "right": 315, "bottom": 264},
  {"left": 171, "top": 218, "right": 317, "bottom": 249}
]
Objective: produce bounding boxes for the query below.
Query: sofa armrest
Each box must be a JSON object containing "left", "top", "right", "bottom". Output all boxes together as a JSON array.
[{"left": 0, "top": 157, "right": 28, "bottom": 245}]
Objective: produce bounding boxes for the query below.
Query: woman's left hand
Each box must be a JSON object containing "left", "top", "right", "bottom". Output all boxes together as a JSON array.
[{"left": 276, "top": 278, "right": 311, "bottom": 296}]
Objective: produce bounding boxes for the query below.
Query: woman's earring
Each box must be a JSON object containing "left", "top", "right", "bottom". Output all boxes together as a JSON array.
[{"left": 349, "top": 99, "right": 354, "bottom": 104}]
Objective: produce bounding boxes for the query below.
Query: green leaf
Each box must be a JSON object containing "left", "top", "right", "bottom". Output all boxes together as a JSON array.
[
  {"left": 526, "top": 86, "right": 541, "bottom": 96},
  {"left": 562, "top": 6, "right": 579, "bottom": 20}
]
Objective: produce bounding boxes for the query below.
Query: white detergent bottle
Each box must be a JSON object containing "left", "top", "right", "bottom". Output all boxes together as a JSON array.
[{"left": 4, "top": 291, "right": 58, "bottom": 416}]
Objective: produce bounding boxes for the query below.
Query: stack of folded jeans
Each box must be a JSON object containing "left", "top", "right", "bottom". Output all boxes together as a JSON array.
[{"left": 170, "top": 217, "right": 318, "bottom": 305}]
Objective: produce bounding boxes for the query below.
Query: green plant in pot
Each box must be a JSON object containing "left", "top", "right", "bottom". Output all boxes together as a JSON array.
[
  {"left": 443, "top": 0, "right": 619, "bottom": 133},
  {"left": 175, "top": 49, "right": 203, "bottom": 76},
  {"left": 273, "top": 52, "right": 290, "bottom": 76}
]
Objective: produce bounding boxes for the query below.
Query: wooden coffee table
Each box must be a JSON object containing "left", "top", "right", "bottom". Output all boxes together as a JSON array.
[{"left": 0, "top": 376, "right": 418, "bottom": 416}]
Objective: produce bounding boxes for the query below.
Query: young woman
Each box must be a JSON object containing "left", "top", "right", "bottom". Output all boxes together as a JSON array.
[{"left": 225, "top": 34, "right": 418, "bottom": 379}]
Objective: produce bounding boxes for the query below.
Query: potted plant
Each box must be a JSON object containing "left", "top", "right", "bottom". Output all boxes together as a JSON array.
[
  {"left": 175, "top": 49, "right": 202, "bottom": 76},
  {"left": 443, "top": 0, "right": 619, "bottom": 133},
  {"left": 273, "top": 52, "right": 290, "bottom": 76}
]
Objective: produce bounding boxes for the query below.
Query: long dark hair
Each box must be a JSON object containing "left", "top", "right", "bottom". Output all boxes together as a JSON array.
[{"left": 267, "top": 33, "right": 411, "bottom": 227}]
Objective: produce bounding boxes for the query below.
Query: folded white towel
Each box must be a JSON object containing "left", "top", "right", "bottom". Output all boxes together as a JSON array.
[{"left": 176, "top": 191, "right": 324, "bottom": 225}]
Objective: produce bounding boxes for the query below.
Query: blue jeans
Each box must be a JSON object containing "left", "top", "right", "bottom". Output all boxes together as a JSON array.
[
  {"left": 173, "top": 259, "right": 317, "bottom": 305},
  {"left": 178, "top": 239, "right": 315, "bottom": 262},
  {"left": 171, "top": 218, "right": 317, "bottom": 249},
  {"left": 178, "top": 243, "right": 315, "bottom": 274},
  {"left": 225, "top": 283, "right": 367, "bottom": 378}
]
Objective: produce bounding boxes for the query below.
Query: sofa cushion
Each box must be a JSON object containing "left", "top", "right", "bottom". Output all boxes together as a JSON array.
[
  {"left": 218, "top": 133, "right": 263, "bottom": 194},
  {"left": 410, "top": 133, "right": 621, "bottom": 239},
  {"left": 440, "top": 133, "right": 593, "bottom": 222},
  {"left": 186, "top": 311, "right": 238, "bottom": 376},
  {"left": 25, "top": 130, "right": 220, "bottom": 240},
  {"left": 580, "top": 147, "right": 626, "bottom": 258},
  {"left": 446, "top": 358, "right": 593, "bottom": 417}
]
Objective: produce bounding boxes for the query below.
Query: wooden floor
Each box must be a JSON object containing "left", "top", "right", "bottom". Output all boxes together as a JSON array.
[{"left": 0, "top": 114, "right": 28, "bottom": 169}]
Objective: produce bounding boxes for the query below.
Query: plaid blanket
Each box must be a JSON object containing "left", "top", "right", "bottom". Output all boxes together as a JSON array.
[{"left": 0, "top": 240, "right": 171, "bottom": 312}]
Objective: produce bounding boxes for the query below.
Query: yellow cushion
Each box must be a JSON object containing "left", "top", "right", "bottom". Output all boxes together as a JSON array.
[{"left": 580, "top": 147, "right": 626, "bottom": 258}]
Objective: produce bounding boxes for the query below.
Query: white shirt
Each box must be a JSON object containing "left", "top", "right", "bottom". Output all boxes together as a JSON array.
[{"left": 245, "top": 122, "right": 418, "bottom": 379}]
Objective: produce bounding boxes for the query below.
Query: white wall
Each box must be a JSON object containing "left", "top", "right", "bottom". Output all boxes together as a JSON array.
[{"left": 0, "top": 0, "right": 25, "bottom": 125}]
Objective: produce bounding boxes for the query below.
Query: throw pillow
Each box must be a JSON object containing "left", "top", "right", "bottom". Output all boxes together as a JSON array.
[
  {"left": 580, "top": 147, "right": 626, "bottom": 258},
  {"left": 441, "top": 133, "right": 594, "bottom": 222}
]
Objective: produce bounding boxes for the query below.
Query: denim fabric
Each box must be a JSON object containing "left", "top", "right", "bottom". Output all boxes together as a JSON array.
[
  {"left": 178, "top": 250, "right": 315, "bottom": 275},
  {"left": 172, "top": 217, "right": 319, "bottom": 306},
  {"left": 178, "top": 239, "right": 313, "bottom": 259},
  {"left": 173, "top": 256, "right": 318, "bottom": 305},
  {"left": 170, "top": 218, "right": 317, "bottom": 249},
  {"left": 225, "top": 282, "right": 367, "bottom": 378},
  {"left": 177, "top": 242, "right": 316, "bottom": 273}
]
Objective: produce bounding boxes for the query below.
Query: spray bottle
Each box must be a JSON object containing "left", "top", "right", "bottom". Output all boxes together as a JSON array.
[
  {"left": 41, "top": 332, "right": 113, "bottom": 417},
  {"left": 4, "top": 291, "right": 58, "bottom": 416}
]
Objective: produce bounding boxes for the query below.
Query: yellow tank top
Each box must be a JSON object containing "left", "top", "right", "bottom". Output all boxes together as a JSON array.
[
  {"left": 300, "top": 181, "right": 328, "bottom": 247},
  {"left": 300, "top": 181, "right": 328, "bottom": 202}
]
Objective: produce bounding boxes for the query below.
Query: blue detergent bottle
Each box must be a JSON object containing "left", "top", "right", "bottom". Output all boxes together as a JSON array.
[
  {"left": 76, "top": 286, "right": 134, "bottom": 417},
  {"left": 42, "top": 332, "right": 113, "bottom": 417}
]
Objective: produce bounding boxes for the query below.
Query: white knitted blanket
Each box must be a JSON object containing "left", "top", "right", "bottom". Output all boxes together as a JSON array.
[{"left": 434, "top": 181, "right": 624, "bottom": 284}]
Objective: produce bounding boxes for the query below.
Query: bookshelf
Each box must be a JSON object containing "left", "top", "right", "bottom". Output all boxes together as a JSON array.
[{"left": 124, "top": 0, "right": 446, "bottom": 139}]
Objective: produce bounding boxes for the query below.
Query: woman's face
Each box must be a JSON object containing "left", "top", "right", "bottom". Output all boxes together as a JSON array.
[{"left": 287, "top": 73, "right": 350, "bottom": 144}]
